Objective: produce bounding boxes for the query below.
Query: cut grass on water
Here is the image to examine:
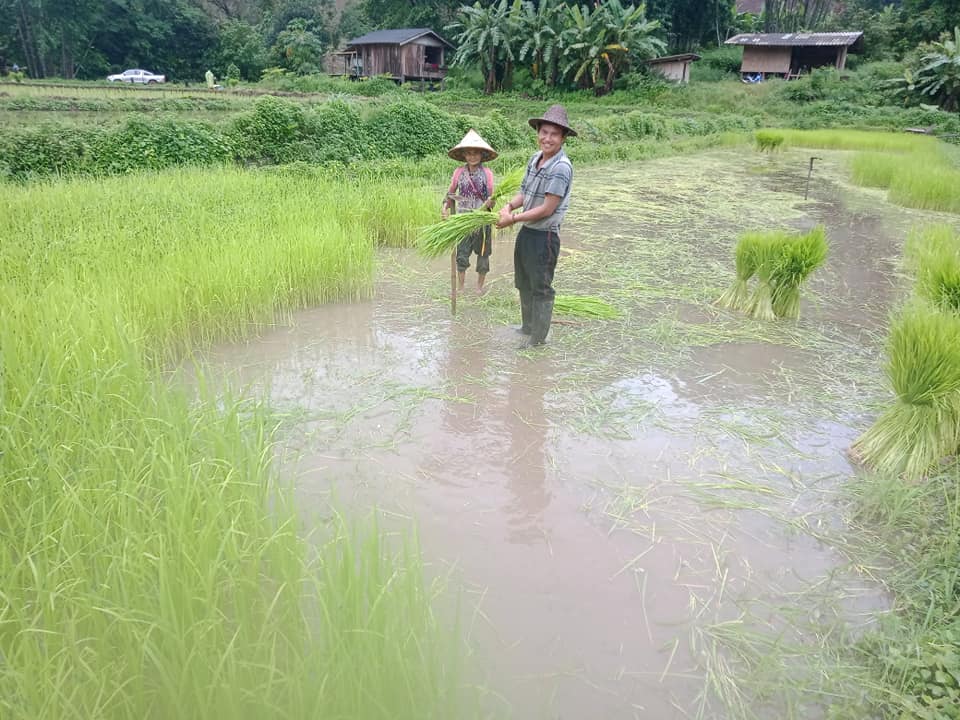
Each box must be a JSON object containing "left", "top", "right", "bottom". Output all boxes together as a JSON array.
[{"left": 554, "top": 294, "right": 621, "bottom": 319}]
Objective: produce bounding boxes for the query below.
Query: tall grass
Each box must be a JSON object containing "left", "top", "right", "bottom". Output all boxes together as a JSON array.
[
  {"left": 771, "top": 128, "right": 943, "bottom": 154},
  {"left": 0, "top": 167, "right": 466, "bottom": 719}
]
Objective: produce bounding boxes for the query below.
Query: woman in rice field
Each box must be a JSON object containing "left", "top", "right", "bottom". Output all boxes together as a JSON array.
[
  {"left": 442, "top": 130, "right": 498, "bottom": 295},
  {"left": 496, "top": 105, "right": 576, "bottom": 348}
]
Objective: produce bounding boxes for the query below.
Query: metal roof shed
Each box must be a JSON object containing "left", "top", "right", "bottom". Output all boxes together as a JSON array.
[{"left": 725, "top": 32, "right": 863, "bottom": 78}]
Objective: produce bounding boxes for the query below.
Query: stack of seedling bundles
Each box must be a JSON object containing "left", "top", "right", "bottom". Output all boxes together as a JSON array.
[
  {"left": 852, "top": 226, "right": 960, "bottom": 479},
  {"left": 716, "top": 226, "right": 828, "bottom": 320},
  {"left": 417, "top": 167, "right": 525, "bottom": 259}
]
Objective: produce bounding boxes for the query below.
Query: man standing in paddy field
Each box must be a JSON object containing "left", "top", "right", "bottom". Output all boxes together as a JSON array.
[{"left": 496, "top": 104, "right": 576, "bottom": 348}]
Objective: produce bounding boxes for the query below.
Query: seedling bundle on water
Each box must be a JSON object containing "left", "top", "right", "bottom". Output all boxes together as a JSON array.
[{"left": 716, "top": 226, "right": 828, "bottom": 320}]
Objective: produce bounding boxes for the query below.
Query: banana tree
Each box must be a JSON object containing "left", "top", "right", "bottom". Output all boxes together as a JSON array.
[
  {"left": 517, "top": 0, "right": 565, "bottom": 86},
  {"left": 446, "top": 0, "right": 522, "bottom": 94},
  {"left": 559, "top": 1, "right": 664, "bottom": 95}
]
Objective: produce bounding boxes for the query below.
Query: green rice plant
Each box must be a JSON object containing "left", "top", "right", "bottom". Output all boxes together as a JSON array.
[
  {"left": 770, "top": 225, "right": 829, "bottom": 319},
  {"left": 754, "top": 130, "right": 784, "bottom": 152},
  {"left": 851, "top": 304, "right": 960, "bottom": 479},
  {"left": 490, "top": 166, "right": 525, "bottom": 206},
  {"left": 773, "top": 128, "right": 944, "bottom": 156},
  {"left": 850, "top": 151, "right": 899, "bottom": 188},
  {"left": 417, "top": 210, "right": 496, "bottom": 258},
  {"left": 715, "top": 232, "right": 764, "bottom": 311},
  {"left": 910, "top": 226, "right": 960, "bottom": 313},
  {"left": 888, "top": 162, "right": 960, "bottom": 214},
  {"left": 744, "top": 232, "right": 785, "bottom": 321},
  {"left": 553, "top": 294, "right": 621, "bottom": 319},
  {"left": 359, "top": 180, "right": 437, "bottom": 247},
  {"left": 0, "top": 166, "right": 469, "bottom": 719}
]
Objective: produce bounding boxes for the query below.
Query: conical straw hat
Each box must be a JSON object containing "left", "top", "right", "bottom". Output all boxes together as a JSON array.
[{"left": 448, "top": 129, "right": 498, "bottom": 162}]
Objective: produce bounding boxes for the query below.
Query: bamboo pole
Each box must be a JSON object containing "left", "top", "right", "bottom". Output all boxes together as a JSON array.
[{"left": 450, "top": 249, "right": 457, "bottom": 316}]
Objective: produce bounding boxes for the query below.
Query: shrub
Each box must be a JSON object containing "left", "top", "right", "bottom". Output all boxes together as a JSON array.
[
  {"left": 309, "top": 100, "right": 371, "bottom": 163},
  {"left": 229, "top": 95, "right": 312, "bottom": 164},
  {"left": 365, "top": 100, "right": 460, "bottom": 158}
]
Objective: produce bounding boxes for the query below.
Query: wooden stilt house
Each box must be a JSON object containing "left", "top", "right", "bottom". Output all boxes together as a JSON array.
[{"left": 341, "top": 28, "right": 453, "bottom": 84}]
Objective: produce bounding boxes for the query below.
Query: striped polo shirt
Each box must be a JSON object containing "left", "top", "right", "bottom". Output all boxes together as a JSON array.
[{"left": 520, "top": 148, "right": 573, "bottom": 232}]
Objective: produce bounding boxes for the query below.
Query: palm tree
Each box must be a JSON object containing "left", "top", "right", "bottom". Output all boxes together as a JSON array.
[{"left": 446, "top": 0, "right": 522, "bottom": 94}]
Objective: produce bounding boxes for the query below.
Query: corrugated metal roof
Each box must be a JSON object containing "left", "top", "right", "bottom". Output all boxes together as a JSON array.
[
  {"left": 736, "top": 0, "right": 765, "bottom": 14},
  {"left": 346, "top": 28, "right": 453, "bottom": 48},
  {"left": 725, "top": 32, "right": 863, "bottom": 47},
  {"left": 644, "top": 53, "right": 701, "bottom": 64}
]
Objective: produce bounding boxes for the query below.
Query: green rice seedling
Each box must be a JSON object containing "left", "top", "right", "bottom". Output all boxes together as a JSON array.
[
  {"left": 851, "top": 304, "right": 960, "bottom": 479},
  {"left": 715, "top": 232, "right": 763, "bottom": 311},
  {"left": 850, "top": 152, "right": 899, "bottom": 188},
  {"left": 359, "top": 180, "right": 437, "bottom": 248},
  {"left": 0, "top": 166, "right": 469, "bottom": 719},
  {"left": 490, "top": 166, "right": 525, "bottom": 206},
  {"left": 773, "top": 128, "right": 944, "bottom": 156},
  {"left": 770, "top": 225, "right": 828, "bottom": 319},
  {"left": 553, "top": 294, "right": 621, "bottom": 319},
  {"left": 888, "top": 163, "right": 960, "bottom": 214},
  {"left": 754, "top": 130, "right": 784, "bottom": 153},
  {"left": 744, "top": 232, "right": 784, "bottom": 321},
  {"left": 417, "top": 210, "right": 497, "bottom": 258},
  {"left": 911, "top": 226, "right": 960, "bottom": 313}
]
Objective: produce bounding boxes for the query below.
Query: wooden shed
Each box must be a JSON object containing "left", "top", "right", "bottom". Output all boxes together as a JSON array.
[
  {"left": 341, "top": 28, "right": 452, "bottom": 83},
  {"left": 725, "top": 32, "right": 863, "bottom": 80},
  {"left": 643, "top": 53, "right": 700, "bottom": 83}
]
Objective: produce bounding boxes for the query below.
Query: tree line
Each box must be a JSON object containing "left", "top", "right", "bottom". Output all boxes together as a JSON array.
[{"left": 0, "top": 0, "right": 958, "bottom": 83}]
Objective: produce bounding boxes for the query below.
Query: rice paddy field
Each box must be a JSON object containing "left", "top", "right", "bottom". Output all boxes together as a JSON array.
[{"left": 4, "top": 116, "right": 960, "bottom": 719}]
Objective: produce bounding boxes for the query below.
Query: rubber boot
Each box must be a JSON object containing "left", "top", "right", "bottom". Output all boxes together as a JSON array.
[
  {"left": 516, "top": 291, "right": 532, "bottom": 335},
  {"left": 526, "top": 298, "right": 554, "bottom": 347}
]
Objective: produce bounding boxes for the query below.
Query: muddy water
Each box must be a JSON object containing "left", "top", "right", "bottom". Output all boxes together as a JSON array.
[{"left": 194, "top": 149, "right": 953, "bottom": 719}]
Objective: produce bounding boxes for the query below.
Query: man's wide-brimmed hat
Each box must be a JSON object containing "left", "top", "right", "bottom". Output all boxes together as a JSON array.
[
  {"left": 528, "top": 104, "right": 577, "bottom": 137},
  {"left": 448, "top": 129, "right": 498, "bottom": 162}
]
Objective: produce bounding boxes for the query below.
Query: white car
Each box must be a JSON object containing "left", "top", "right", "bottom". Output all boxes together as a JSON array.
[{"left": 107, "top": 68, "right": 166, "bottom": 84}]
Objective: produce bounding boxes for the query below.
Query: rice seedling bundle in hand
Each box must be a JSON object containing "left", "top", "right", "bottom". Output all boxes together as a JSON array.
[
  {"left": 491, "top": 166, "right": 525, "bottom": 206},
  {"left": 716, "top": 232, "right": 763, "bottom": 311},
  {"left": 417, "top": 167, "right": 525, "bottom": 259},
  {"left": 554, "top": 295, "right": 621, "bottom": 319},
  {"left": 851, "top": 304, "right": 960, "bottom": 479},
  {"left": 417, "top": 210, "right": 497, "bottom": 258},
  {"left": 770, "top": 225, "right": 828, "bottom": 319}
]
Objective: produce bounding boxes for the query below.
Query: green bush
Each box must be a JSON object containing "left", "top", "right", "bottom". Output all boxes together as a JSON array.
[
  {"left": 229, "top": 95, "right": 312, "bottom": 164},
  {"left": 365, "top": 99, "right": 460, "bottom": 158},
  {"left": 309, "top": 100, "right": 371, "bottom": 162}
]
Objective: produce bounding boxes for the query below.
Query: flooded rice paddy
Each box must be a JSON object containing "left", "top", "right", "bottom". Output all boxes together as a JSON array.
[{"left": 190, "top": 148, "right": 954, "bottom": 718}]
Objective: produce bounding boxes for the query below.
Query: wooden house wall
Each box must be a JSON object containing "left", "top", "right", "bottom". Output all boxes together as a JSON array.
[{"left": 740, "top": 46, "right": 792, "bottom": 73}]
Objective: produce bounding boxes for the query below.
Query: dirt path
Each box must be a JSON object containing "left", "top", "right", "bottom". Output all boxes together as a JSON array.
[{"left": 195, "top": 148, "right": 956, "bottom": 718}]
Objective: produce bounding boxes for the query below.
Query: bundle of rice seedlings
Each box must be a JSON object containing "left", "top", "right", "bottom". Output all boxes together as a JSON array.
[
  {"left": 554, "top": 295, "right": 621, "bottom": 319},
  {"left": 910, "top": 226, "right": 960, "bottom": 314},
  {"left": 754, "top": 130, "right": 785, "bottom": 153},
  {"left": 716, "top": 232, "right": 763, "bottom": 311},
  {"left": 770, "top": 225, "right": 828, "bottom": 319},
  {"left": 417, "top": 210, "right": 496, "bottom": 258},
  {"left": 490, "top": 167, "right": 525, "bottom": 207},
  {"left": 851, "top": 304, "right": 960, "bottom": 479},
  {"left": 744, "top": 233, "right": 783, "bottom": 321}
]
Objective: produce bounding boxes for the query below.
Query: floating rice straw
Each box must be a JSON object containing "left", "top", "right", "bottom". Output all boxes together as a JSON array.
[{"left": 554, "top": 295, "right": 621, "bottom": 319}]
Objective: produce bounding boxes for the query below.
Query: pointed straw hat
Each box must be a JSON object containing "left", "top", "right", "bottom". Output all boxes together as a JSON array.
[
  {"left": 528, "top": 104, "right": 578, "bottom": 137},
  {"left": 448, "top": 129, "right": 498, "bottom": 162}
]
